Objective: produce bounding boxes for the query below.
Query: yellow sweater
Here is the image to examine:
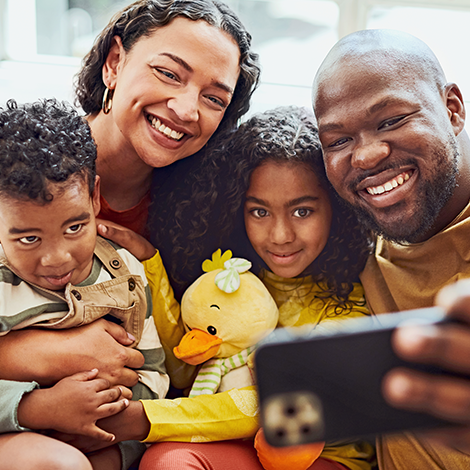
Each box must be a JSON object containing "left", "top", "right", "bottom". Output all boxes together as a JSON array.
[{"left": 141, "top": 257, "right": 374, "bottom": 470}]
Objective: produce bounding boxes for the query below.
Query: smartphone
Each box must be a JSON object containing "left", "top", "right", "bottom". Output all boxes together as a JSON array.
[{"left": 255, "top": 307, "right": 462, "bottom": 447}]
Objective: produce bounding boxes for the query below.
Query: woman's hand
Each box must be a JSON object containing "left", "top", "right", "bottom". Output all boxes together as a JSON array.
[
  {"left": 383, "top": 279, "right": 470, "bottom": 452},
  {"left": 18, "top": 369, "right": 130, "bottom": 441},
  {"left": 0, "top": 319, "right": 144, "bottom": 387},
  {"left": 96, "top": 218, "right": 156, "bottom": 261}
]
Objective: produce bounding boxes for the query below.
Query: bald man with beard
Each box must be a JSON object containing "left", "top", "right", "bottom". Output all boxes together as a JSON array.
[{"left": 313, "top": 29, "right": 470, "bottom": 469}]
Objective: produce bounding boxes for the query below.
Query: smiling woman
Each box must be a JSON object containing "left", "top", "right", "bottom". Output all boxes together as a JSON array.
[
  {"left": 71, "top": 0, "right": 260, "bottom": 290},
  {"left": 89, "top": 17, "right": 241, "bottom": 172}
]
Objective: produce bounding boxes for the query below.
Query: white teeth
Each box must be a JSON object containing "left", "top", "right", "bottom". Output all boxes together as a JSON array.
[
  {"left": 147, "top": 115, "right": 184, "bottom": 141},
  {"left": 366, "top": 172, "right": 411, "bottom": 195}
]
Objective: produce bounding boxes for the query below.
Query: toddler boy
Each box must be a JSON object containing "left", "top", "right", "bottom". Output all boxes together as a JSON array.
[{"left": 0, "top": 99, "right": 168, "bottom": 470}]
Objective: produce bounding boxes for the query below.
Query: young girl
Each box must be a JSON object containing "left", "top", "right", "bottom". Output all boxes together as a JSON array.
[{"left": 138, "top": 106, "right": 375, "bottom": 470}]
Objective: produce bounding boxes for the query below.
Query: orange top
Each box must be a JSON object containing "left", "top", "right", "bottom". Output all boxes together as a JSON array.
[{"left": 98, "top": 192, "right": 151, "bottom": 239}]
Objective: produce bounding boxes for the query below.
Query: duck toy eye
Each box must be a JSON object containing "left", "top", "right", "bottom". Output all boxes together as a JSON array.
[{"left": 207, "top": 326, "right": 217, "bottom": 335}]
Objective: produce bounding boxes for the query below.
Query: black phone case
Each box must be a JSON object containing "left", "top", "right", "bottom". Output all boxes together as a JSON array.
[{"left": 255, "top": 307, "right": 462, "bottom": 446}]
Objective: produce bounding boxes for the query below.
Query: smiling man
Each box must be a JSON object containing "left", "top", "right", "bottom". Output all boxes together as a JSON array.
[{"left": 313, "top": 30, "right": 470, "bottom": 469}]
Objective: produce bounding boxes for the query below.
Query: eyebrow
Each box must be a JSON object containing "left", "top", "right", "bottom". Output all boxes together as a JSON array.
[
  {"left": 159, "top": 52, "right": 234, "bottom": 95},
  {"left": 8, "top": 211, "right": 91, "bottom": 235},
  {"left": 61, "top": 212, "right": 91, "bottom": 228},
  {"left": 367, "top": 97, "right": 407, "bottom": 116},
  {"left": 318, "top": 121, "right": 344, "bottom": 134},
  {"left": 319, "top": 97, "right": 411, "bottom": 134},
  {"left": 245, "top": 195, "right": 320, "bottom": 207}
]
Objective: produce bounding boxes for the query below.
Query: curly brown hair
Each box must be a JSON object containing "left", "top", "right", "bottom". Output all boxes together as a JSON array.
[
  {"left": 222, "top": 106, "right": 373, "bottom": 305},
  {"left": 74, "top": 0, "right": 260, "bottom": 137},
  {"left": 151, "top": 106, "right": 373, "bottom": 304}
]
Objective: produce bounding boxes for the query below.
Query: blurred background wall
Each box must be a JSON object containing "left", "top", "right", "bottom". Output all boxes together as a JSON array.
[{"left": 1, "top": 0, "right": 470, "bottom": 116}]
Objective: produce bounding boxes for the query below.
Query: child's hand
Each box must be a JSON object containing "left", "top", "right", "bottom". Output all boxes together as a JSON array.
[
  {"left": 96, "top": 219, "right": 156, "bottom": 261},
  {"left": 18, "top": 369, "right": 129, "bottom": 441},
  {"left": 111, "top": 384, "right": 133, "bottom": 400}
]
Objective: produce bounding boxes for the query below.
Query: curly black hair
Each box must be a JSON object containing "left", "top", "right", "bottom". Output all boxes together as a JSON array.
[
  {"left": 0, "top": 99, "right": 96, "bottom": 203},
  {"left": 150, "top": 106, "right": 373, "bottom": 305},
  {"left": 75, "top": 0, "right": 260, "bottom": 138},
  {"left": 222, "top": 106, "right": 373, "bottom": 306}
]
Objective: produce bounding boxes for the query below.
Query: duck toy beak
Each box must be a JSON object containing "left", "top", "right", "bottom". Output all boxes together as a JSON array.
[{"left": 174, "top": 328, "right": 223, "bottom": 365}]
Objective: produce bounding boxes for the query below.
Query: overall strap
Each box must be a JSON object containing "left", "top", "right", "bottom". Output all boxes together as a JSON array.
[{"left": 94, "top": 236, "right": 132, "bottom": 278}]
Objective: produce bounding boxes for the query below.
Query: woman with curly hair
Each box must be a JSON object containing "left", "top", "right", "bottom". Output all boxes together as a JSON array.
[{"left": 138, "top": 106, "right": 375, "bottom": 470}]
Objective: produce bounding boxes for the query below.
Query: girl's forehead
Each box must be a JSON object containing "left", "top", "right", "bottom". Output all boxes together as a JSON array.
[{"left": 247, "top": 160, "right": 331, "bottom": 204}]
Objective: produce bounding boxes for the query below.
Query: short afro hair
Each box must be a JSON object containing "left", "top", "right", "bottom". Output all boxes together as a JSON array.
[{"left": 0, "top": 99, "right": 96, "bottom": 203}]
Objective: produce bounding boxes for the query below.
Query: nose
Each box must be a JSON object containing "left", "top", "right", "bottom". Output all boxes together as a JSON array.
[
  {"left": 40, "top": 243, "right": 72, "bottom": 268},
  {"left": 351, "top": 140, "right": 390, "bottom": 170},
  {"left": 271, "top": 217, "right": 295, "bottom": 245},
  {"left": 167, "top": 87, "right": 199, "bottom": 123}
]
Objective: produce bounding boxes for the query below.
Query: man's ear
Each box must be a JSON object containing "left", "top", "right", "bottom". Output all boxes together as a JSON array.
[
  {"left": 102, "top": 36, "right": 126, "bottom": 89},
  {"left": 92, "top": 175, "right": 101, "bottom": 217},
  {"left": 445, "top": 83, "right": 466, "bottom": 136}
]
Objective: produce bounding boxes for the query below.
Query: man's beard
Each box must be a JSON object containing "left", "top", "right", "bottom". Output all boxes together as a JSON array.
[{"left": 346, "top": 137, "right": 459, "bottom": 244}]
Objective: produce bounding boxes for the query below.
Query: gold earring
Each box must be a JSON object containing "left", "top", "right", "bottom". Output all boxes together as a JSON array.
[{"left": 102, "top": 87, "right": 114, "bottom": 114}]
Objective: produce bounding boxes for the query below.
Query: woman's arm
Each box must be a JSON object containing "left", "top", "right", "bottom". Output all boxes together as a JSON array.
[{"left": 0, "top": 319, "right": 144, "bottom": 387}]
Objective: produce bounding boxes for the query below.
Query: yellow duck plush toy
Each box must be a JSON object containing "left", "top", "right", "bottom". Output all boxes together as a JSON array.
[
  {"left": 174, "top": 250, "right": 325, "bottom": 470},
  {"left": 174, "top": 249, "right": 279, "bottom": 396}
]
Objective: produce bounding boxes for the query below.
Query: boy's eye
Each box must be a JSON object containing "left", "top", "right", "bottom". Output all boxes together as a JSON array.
[
  {"left": 65, "top": 224, "right": 82, "bottom": 234},
  {"left": 251, "top": 208, "right": 268, "bottom": 218},
  {"left": 19, "top": 236, "right": 39, "bottom": 245},
  {"left": 293, "top": 208, "right": 312, "bottom": 218}
]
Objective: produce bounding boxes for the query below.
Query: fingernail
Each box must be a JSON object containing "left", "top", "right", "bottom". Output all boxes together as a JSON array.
[
  {"left": 124, "top": 399, "right": 129, "bottom": 406},
  {"left": 127, "top": 332, "right": 136, "bottom": 341},
  {"left": 395, "top": 325, "right": 437, "bottom": 352},
  {"left": 91, "top": 368, "right": 98, "bottom": 373},
  {"left": 98, "top": 224, "right": 107, "bottom": 233},
  {"left": 387, "top": 373, "right": 413, "bottom": 403}
]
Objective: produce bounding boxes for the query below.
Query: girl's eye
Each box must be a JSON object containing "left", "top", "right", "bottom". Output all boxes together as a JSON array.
[
  {"left": 19, "top": 236, "right": 39, "bottom": 245},
  {"left": 251, "top": 208, "right": 268, "bottom": 218},
  {"left": 65, "top": 224, "right": 82, "bottom": 234},
  {"left": 293, "top": 208, "right": 312, "bottom": 218}
]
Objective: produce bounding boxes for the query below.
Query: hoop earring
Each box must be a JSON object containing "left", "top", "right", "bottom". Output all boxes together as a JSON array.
[{"left": 102, "top": 87, "right": 114, "bottom": 114}]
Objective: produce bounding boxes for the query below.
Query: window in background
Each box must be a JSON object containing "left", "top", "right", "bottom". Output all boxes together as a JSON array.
[
  {"left": 2, "top": 0, "right": 470, "bottom": 111},
  {"left": 367, "top": 4, "right": 470, "bottom": 102},
  {"left": 1, "top": 0, "right": 339, "bottom": 112},
  {"left": 226, "top": 0, "right": 339, "bottom": 113}
]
